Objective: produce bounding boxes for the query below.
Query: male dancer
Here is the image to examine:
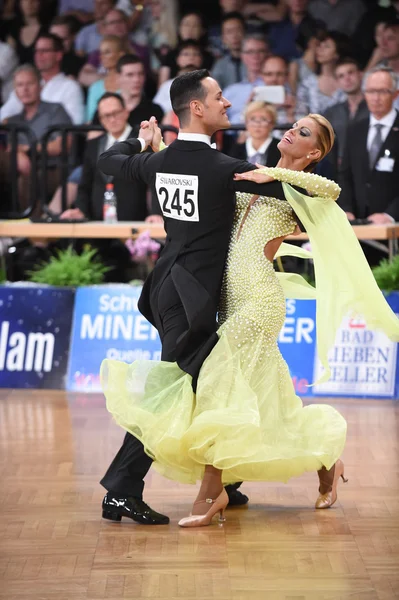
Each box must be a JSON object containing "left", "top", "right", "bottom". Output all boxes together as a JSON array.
[{"left": 98, "top": 70, "right": 287, "bottom": 524}]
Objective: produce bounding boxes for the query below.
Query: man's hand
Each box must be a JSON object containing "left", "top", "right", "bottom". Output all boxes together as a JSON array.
[
  {"left": 345, "top": 212, "right": 355, "bottom": 221},
  {"left": 139, "top": 117, "right": 156, "bottom": 150},
  {"left": 60, "top": 208, "right": 85, "bottom": 220},
  {"left": 151, "top": 119, "right": 163, "bottom": 152},
  {"left": 367, "top": 213, "right": 395, "bottom": 224},
  {"left": 145, "top": 214, "right": 164, "bottom": 223}
]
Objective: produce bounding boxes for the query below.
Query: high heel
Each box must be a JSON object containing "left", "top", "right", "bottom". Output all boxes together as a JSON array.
[
  {"left": 315, "top": 459, "right": 348, "bottom": 509},
  {"left": 178, "top": 489, "right": 229, "bottom": 528}
]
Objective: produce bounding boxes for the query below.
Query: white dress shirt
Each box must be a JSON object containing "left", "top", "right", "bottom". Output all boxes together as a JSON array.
[
  {"left": 367, "top": 108, "right": 397, "bottom": 150},
  {"left": 0, "top": 73, "right": 85, "bottom": 124},
  {"left": 153, "top": 78, "right": 173, "bottom": 114},
  {"left": 245, "top": 136, "right": 273, "bottom": 159},
  {"left": 106, "top": 125, "right": 132, "bottom": 151},
  {"left": 0, "top": 41, "right": 18, "bottom": 103},
  {"left": 177, "top": 132, "right": 213, "bottom": 146}
]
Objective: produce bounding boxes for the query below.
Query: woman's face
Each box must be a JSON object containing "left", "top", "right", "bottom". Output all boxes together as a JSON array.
[
  {"left": 21, "top": 0, "right": 40, "bottom": 17},
  {"left": 315, "top": 37, "right": 338, "bottom": 64},
  {"left": 150, "top": 0, "right": 162, "bottom": 19},
  {"left": 179, "top": 14, "right": 203, "bottom": 40},
  {"left": 278, "top": 117, "right": 321, "bottom": 163},
  {"left": 246, "top": 109, "right": 274, "bottom": 141},
  {"left": 100, "top": 40, "right": 123, "bottom": 70}
]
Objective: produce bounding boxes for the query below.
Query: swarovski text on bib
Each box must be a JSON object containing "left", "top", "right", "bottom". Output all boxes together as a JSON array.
[{"left": 155, "top": 173, "right": 199, "bottom": 222}]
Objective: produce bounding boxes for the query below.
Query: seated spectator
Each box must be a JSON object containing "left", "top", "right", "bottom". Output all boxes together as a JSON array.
[
  {"left": 88, "top": 9, "right": 150, "bottom": 71},
  {"left": 229, "top": 101, "right": 280, "bottom": 165},
  {"left": 158, "top": 11, "right": 214, "bottom": 87},
  {"left": 324, "top": 58, "right": 368, "bottom": 169},
  {"left": 223, "top": 34, "right": 270, "bottom": 125},
  {"left": 211, "top": 12, "right": 247, "bottom": 90},
  {"left": 59, "top": 92, "right": 161, "bottom": 281},
  {"left": 86, "top": 35, "right": 124, "bottom": 122},
  {"left": 49, "top": 16, "right": 86, "bottom": 79},
  {"left": 143, "top": 0, "right": 179, "bottom": 72},
  {"left": 208, "top": 0, "right": 248, "bottom": 57},
  {"left": 0, "top": 40, "right": 19, "bottom": 103},
  {"left": 0, "top": 64, "right": 72, "bottom": 210},
  {"left": 6, "top": 0, "right": 48, "bottom": 65},
  {"left": 0, "top": 33, "right": 85, "bottom": 124},
  {"left": 154, "top": 40, "right": 204, "bottom": 114},
  {"left": 363, "top": 21, "right": 387, "bottom": 73},
  {"left": 267, "top": 0, "right": 324, "bottom": 62},
  {"left": 58, "top": 0, "right": 95, "bottom": 25},
  {"left": 296, "top": 30, "right": 348, "bottom": 114},
  {"left": 338, "top": 67, "right": 399, "bottom": 250},
  {"left": 74, "top": 0, "right": 116, "bottom": 56},
  {"left": 377, "top": 21, "right": 399, "bottom": 82},
  {"left": 260, "top": 54, "right": 307, "bottom": 133},
  {"left": 308, "top": 0, "right": 366, "bottom": 38}
]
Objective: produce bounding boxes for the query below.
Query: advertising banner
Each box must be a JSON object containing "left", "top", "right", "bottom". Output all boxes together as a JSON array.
[
  {"left": 0, "top": 285, "right": 75, "bottom": 389},
  {"left": 67, "top": 285, "right": 161, "bottom": 392},
  {"left": 313, "top": 293, "right": 399, "bottom": 398}
]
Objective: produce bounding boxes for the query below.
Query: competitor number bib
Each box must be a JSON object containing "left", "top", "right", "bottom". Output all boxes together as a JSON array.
[{"left": 155, "top": 173, "right": 199, "bottom": 222}]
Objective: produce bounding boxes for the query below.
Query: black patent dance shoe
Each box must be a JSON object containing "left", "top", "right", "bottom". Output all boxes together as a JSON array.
[
  {"left": 102, "top": 493, "right": 170, "bottom": 524},
  {"left": 225, "top": 485, "right": 249, "bottom": 506}
]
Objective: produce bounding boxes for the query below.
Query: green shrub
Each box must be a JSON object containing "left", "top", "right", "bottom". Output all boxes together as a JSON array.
[
  {"left": 27, "top": 245, "right": 110, "bottom": 287},
  {"left": 372, "top": 255, "right": 399, "bottom": 293}
]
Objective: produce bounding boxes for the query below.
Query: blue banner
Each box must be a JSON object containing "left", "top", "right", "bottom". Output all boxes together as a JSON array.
[
  {"left": 67, "top": 286, "right": 161, "bottom": 392},
  {"left": 278, "top": 299, "right": 316, "bottom": 397},
  {"left": 0, "top": 285, "right": 75, "bottom": 389}
]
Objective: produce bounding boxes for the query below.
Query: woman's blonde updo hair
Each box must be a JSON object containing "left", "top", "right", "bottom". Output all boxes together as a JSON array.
[{"left": 305, "top": 113, "right": 335, "bottom": 171}]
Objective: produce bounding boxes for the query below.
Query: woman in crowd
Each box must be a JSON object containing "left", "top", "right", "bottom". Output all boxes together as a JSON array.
[
  {"left": 296, "top": 31, "right": 348, "bottom": 114},
  {"left": 230, "top": 101, "right": 280, "bottom": 166},
  {"left": 7, "top": 0, "right": 48, "bottom": 64}
]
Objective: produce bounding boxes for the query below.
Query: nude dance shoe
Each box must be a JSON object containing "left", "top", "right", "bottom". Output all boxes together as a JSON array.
[
  {"left": 315, "top": 459, "right": 348, "bottom": 509},
  {"left": 178, "top": 489, "right": 229, "bottom": 527}
]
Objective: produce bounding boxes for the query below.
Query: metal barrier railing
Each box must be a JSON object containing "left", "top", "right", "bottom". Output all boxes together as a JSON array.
[
  {"left": 0, "top": 123, "right": 38, "bottom": 219},
  {"left": 2, "top": 122, "right": 294, "bottom": 219}
]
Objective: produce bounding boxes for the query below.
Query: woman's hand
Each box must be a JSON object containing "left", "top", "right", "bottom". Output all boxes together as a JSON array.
[{"left": 234, "top": 165, "right": 274, "bottom": 184}]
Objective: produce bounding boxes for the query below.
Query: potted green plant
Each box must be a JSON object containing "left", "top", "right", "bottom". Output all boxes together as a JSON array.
[
  {"left": 27, "top": 245, "right": 110, "bottom": 287},
  {"left": 372, "top": 255, "right": 399, "bottom": 294}
]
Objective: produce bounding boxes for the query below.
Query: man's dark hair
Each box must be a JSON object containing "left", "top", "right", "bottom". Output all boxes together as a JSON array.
[
  {"left": 36, "top": 33, "right": 64, "bottom": 53},
  {"left": 116, "top": 54, "right": 145, "bottom": 74},
  {"left": 97, "top": 92, "right": 126, "bottom": 113},
  {"left": 335, "top": 57, "right": 361, "bottom": 72},
  {"left": 170, "top": 69, "right": 210, "bottom": 126},
  {"left": 221, "top": 11, "right": 246, "bottom": 29},
  {"left": 176, "top": 39, "right": 204, "bottom": 57}
]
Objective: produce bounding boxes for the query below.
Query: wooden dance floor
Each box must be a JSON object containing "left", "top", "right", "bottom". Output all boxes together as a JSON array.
[{"left": 0, "top": 390, "right": 398, "bottom": 600}]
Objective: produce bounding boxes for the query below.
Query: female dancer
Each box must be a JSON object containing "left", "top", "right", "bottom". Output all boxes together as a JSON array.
[{"left": 102, "top": 114, "right": 399, "bottom": 527}]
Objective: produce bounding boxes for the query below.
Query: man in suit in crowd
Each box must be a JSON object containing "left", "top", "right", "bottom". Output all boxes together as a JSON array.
[
  {"left": 338, "top": 66, "right": 399, "bottom": 225},
  {"left": 324, "top": 58, "right": 369, "bottom": 170},
  {"left": 97, "top": 69, "right": 297, "bottom": 525}
]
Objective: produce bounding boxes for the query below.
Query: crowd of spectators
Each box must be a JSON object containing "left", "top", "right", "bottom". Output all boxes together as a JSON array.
[{"left": 1, "top": 0, "right": 399, "bottom": 278}]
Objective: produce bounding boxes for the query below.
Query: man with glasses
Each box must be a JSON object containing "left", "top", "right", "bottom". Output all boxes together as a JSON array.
[
  {"left": 223, "top": 34, "right": 270, "bottom": 125},
  {"left": 339, "top": 67, "right": 399, "bottom": 249},
  {"left": 0, "top": 34, "right": 84, "bottom": 124}
]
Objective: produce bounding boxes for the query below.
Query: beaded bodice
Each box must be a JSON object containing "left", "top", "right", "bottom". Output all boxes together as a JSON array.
[{"left": 217, "top": 191, "right": 297, "bottom": 357}]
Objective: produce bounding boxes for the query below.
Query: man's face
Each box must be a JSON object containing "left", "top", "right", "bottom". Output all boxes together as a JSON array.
[
  {"left": 287, "top": 0, "right": 308, "bottom": 12},
  {"left": 14, "top": 71, "right": 41, "bottom": 106},
  {"left": 176, "top": 46, "right": 203, "bottom": 70},
  {"left": 198, "top": 76, "right": 231, "bottom": 132},
  {"left": 381, "top": 26, "right": 399, "bottom": 60},
  {"left": 222, "top": 18, "right": 245, "bottom": 53},
  {"left": 98, "top": 96, "right": 129, "bottom": 137},
  {"left": 364, "top": 71, "right": 397, "bottom": 118},
  {"left": 262, "top": 57, "right": 288, "bottom": 85},
  {"left": 34, "top": 38, "right": 61, "bottom": 73},
  {"left": 241, "top": 39, "right": 269, "bottom": 73},
  {"left": 220, "top": 0, "right": 244, "bottom": 11},
  {"left": 94, "top": 0, "right": 114, "bottom": 22},
  {"left": 104, "top": 10, "right": 128, "bottom": 37},
  {"left": 119, "top": 63, "right": 146, "bottom": 97},
  {"left": 50, "top": 24, "right": 72, "bottom": 52},
  {"left": 335, "top": 63, "right": 362, "bottom": 94}
]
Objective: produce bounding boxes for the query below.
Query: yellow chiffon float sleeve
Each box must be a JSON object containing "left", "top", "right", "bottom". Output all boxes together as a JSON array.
[{"left": 258, "top": 166, "right": 399, "bottom": 383}]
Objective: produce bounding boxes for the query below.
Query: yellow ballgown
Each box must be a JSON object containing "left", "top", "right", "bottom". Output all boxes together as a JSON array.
[{"left": 101, "top": 168, "right": 399, "bottom": 485}]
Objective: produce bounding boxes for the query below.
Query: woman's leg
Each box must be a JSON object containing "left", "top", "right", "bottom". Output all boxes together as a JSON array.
[{"left": 191, "top": 465, "right": 224, "bottom": 515}]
